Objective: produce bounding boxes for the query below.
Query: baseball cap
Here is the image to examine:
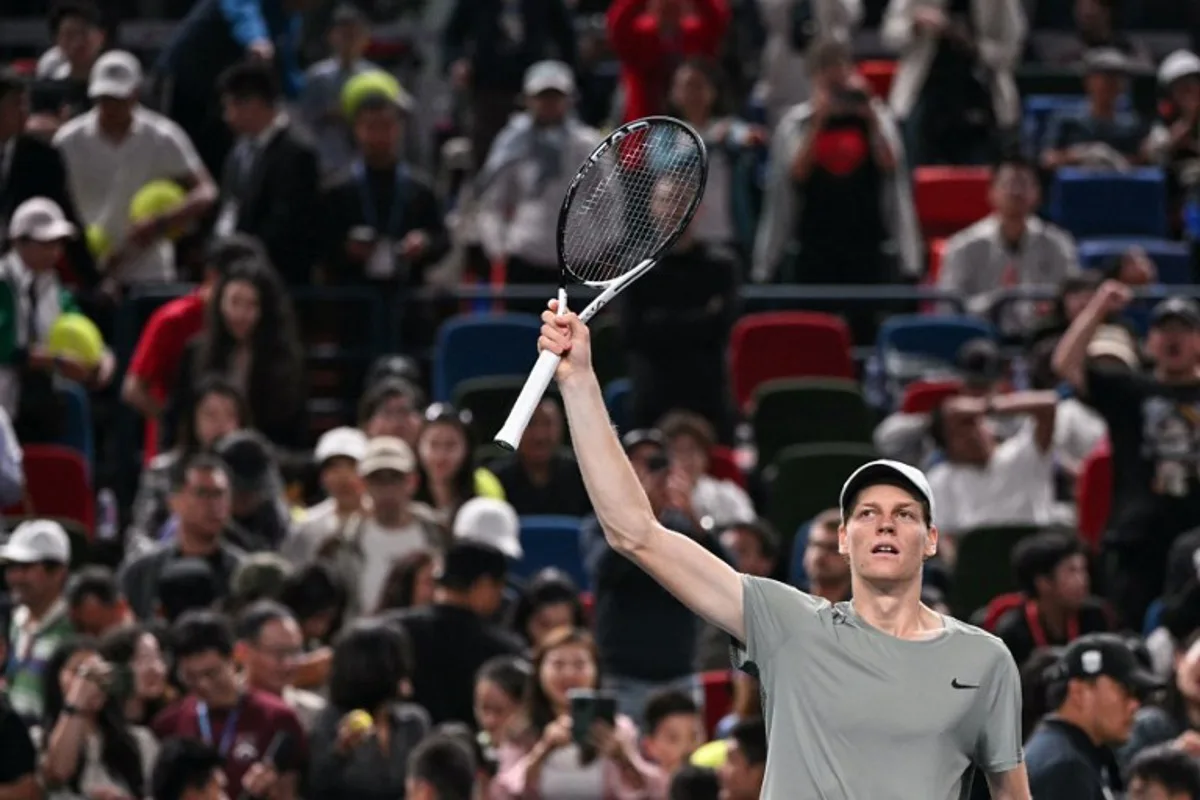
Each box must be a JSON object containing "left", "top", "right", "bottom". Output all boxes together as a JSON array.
[
  {"left": 359, "top": 436, "right": 416, "bottom": 476},
  {"left": 955, "top": 338, "right": 1003, "bottom": 389},
  {"left": 1083, "top": 48, "right": 1130, "bottom": 75},
  {"left": 88, "top": 50, "right": 143, "bottom": 99},
  {"left": 1086, "top": 324, "right": 1139, "bottom": 368},
  {"left": 524, "top": 60, "right": 574, "bottom": 96},
  {"left": 1056, "top": 633, "right": 1163, "bottom": 697},
  {"left": 8, "top": 197, "right": 77, "bottom": 242},
  {"left": 839, "top": 460, "right": 936, "bottom": 525},
  {"left": 1150, "top": 297, "right": 1200, "bottom": 329},
  {"left": 1159, "top": 50, "right": 1200, "bottom": 87},
  {"left": 453, "top": 498, "right": 522, "bottom": 559},
  {"left": 0, "top": 519, "right": 71, "bottom": 564},
  {"left": 214, "top": 430, "right": 274, "bottom": 495},
  {"left": 314, "top": 426, "right": 367, "bottom": 465}
]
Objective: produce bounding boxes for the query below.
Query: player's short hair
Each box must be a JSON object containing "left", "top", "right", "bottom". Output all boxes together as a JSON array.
[
  {"left": 728, "top": 717, "right": 767, "bottom": 765},
  {"left": 644, "top": 689, "right": 699, "bottom": 736},
  {"left": 407, "top": 733, "right": 475, "bottom": 800},
  {"left": 1129, "top": 744, "right": 1200, "bottom": 797},
  {"left": 841, "top": 478, "right": 932, "bottom": 527},
  {"left": 1011, "top": 530, "right": 1087, "bottom": 597}
]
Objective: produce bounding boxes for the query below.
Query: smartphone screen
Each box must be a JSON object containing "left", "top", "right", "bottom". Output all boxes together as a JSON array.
[{"left": 568, "top": 688, "right": 617, "bottom": 747}]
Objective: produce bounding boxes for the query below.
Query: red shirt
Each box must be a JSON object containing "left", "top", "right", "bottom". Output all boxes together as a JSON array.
[
  {"left": 606, "top": 0, "right": 730, "bottom": 122},
  {"left": 152, "top": 689, "right": 307, "bottom": 796},
  {"left": 126, "top": 292, "right": 206, "bottom": 461}
]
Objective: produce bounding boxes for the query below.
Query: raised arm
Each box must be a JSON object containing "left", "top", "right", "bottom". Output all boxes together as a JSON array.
[{"left": 540, "top": 301, "right": 745, "bottom": 640}]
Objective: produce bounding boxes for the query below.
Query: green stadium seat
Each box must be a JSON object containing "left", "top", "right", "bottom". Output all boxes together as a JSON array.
[
  {"left": 751, "top": 379, "right": 873, "bottom": 469},
  {"left": 950, "top": 525, "right": 1041, "bottom": 619},
  {"left": 762, "top": 443, "right": 876, "bottom": 547}
]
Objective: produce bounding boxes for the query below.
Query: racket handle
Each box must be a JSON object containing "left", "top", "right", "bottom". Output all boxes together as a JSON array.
[{"left": 495, "top": 349, "right": 563, "bottom": 450}]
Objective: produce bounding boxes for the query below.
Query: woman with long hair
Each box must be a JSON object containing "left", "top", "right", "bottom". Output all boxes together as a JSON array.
[
  {"left": 125, "top": 375, "right": 249, "bottom": 554},
  {"left": 494, "top": 627, "right": 666, "bottom": 799},
  {"left": 374, "top": 548, "right": 439, "bottom": 613},
  {"left": 414, "top": 403, "right": 504, "bottom": 525},
  {"left": 173, "top": 259, "right": 306, "bottom": 449},
  {"left": 39, "top": 635, "right": 159, "bottom": 799}
]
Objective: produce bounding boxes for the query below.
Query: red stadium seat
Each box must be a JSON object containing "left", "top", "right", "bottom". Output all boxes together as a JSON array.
[
  {"left": 1076, "top": 440, "right": 1112, "bottom": 550},
  {"left": 696, "top": 670, "right": 735, "bottom": 738},
  {"left": 729, "top": 312, "right": 854, "bottom": 412},
  {"left": 899, "top": 379, "right": 963, "bottom": 413},
  {"left": 3, "top": 445, "right": 94, "bottom": 533},
  {"left": 708, "top": 445, "right": 747, "bottom": 490},
  {"left": 858, "top": 60, "right": 898, "bottom": 99},
  {"left": 913, "top": 167, "right": 992, "bottom": 238}
]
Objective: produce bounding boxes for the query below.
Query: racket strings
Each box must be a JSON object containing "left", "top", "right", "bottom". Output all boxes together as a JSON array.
[{"left": 562, "top": 124, "right": 705, "bottom": 285}]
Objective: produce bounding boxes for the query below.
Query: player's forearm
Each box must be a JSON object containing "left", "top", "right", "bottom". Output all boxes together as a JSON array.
[{"left": 558, "top": 371, "right": 659, "bottom": 555}]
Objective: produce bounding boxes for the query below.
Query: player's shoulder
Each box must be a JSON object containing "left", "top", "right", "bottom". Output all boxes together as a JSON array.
[
  {"left": 943, "top": 615, "right": 1019, "bottom": 665},
  {"left": 742, "top": 574, "right": 830, "bottom": 617}
]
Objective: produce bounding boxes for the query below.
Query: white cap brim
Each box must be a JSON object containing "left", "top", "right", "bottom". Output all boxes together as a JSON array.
[
  {"left": 0, "top": 542, "right": 54, "bottom": 563},
  {"left": 88, "top": 79, "right": 137, "bottom": 99},
  {"left": 22, "top": 220, "right": 77, "bottom": 241},
  {"left": 839, "top": 459, "right": 936, "bottom": 525}
]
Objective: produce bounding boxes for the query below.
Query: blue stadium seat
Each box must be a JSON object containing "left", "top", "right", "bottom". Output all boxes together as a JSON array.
[
  {"left": 54, "top": 380, "right": 93, "bottom": 475},
  {"left": 1077, "top": 238, "right": 1193, "bottom": 284},
  {"left": 788, "top": 520, "right": 813, "bottom": 590},
  {"left": 876, "top": 315, "right": 996, "bottom": 367},
  {"left": 603, "top": 378, "right": 632, "bottom": 433},
  {"left": 432, "top": 313, "right": 542, "bottom": 401},
  {"left": 1022, "top": 94, "right": 1130, "bottom": 151},
  {"left": 514, "top": 516, "right": 588, "bottom": 589},
  {"left": 1050, "top": 168, "right": 1168, "bottom": 239}
]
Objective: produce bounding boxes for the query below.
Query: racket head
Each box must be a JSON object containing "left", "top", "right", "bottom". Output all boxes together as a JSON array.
[{"left": 556, "top": 116, "right": 709, "bottom": 288}]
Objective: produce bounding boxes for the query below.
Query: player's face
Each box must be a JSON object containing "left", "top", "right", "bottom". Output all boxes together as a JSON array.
[{"left": 839, "top": 484, "right": 936, "bottom": 587}]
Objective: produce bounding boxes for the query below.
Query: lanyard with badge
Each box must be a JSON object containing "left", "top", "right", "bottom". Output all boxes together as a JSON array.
[
  {"left": 197, "top": 695, "right": 245, "bottom": 758},
  {"left": 353, "top": 160, "right": 409, "bottom": 280}
]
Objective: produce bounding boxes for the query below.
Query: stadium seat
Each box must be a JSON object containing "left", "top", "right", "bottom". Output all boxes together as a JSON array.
[
  {"left": 1050, "top": 168, "right": 1168, "bottom": 239},
  {"left": 950, "top": 525, "right": 1041, "bottom": 618},
  {"left": 455, "top": 375, "right": 531, "bottom": 445},
  {"left": 912, "top": 167, "right": 991, "bottom": 238},
  {"left": 708, "top": 445, "right": 747, "bottom": 490},
  {"left": 877, "top": 315, "right": 996, "bottom": 367},
  {"left": 1077, "top": 238, "right": 1192, "bottom": 285},
  {"left": 432, "top": 313, "right": 542, "bottom": 401},
  {"left": 514, "top": 516, "right": 588, "bottom": 589},
  {"left": 1022, "top": 94, "right": 1133, "bottom": 154},
  {"left": 590, "top": 316, "right": 627, "bottom": 388},
  {"left": 1076, "top": 440, "right": 1112, "bottom": 550},
  {"left": 603, "top": 378, "right": 632, "bottom": 433},
  {"left": 729, "top": 312, "right": 854, "bottom": 412},
  {"left": 900, "top": 379, "right": 964, "bottom": 413},
  {"left": 857, "top": 60, "right": 897, "bottom": 98},
  {"left": 54, "top": 380, "right": 94, "bottom": 472},
  {"left": 788, "top": 519, "right": 814, "bottom": 589},
  {"left": 693, "top": 670, "right": 735, "bottom": 738},
  {"left": 4, "top": 445, "right": 95, "bottom": 533},
  {"left": 751, "top": 379, "right": 873, "bottom": 468},
  {"left": 763, "top": 443, "right": 875, "bottom": 547}
]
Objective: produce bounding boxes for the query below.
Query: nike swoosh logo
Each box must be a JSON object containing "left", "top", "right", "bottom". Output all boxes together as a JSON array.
[{"left": 951, "top": 679, "right": 980, "bottom": 690}]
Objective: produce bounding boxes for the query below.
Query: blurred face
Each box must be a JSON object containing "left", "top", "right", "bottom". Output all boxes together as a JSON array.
[
  {"left": 722, "top": 527, "right": 775, "bottom": 578},
  {"left": 989, "top": 165, "right": 1040, "bottom": 219},
  {"left": 1075, "top": 0, "right": 1109, "bottom": 31},
  {"left": 329, "top": 21, "right": 368, "bottom": 60},
  {"left": 650, "top": 178, "right": 690, "bottom": 234},
  {"left": 1171, "top": 75, "right": 1200, "bottom": 116},
  {"left": 0, "top": 88, "right": 28, "bottom": 140},
  {"left": 60, "top": 648, "right": 104, "bottom": 712},
  {"left": 173, "top": 467, "right": 232, "bottom": 541},
  {"left": 469, "top": 576, "right": 506, "bottom": 619},
  {"left": 95, "top": 96, "right": 135, "bottom": 131},
  {"left": 1039, "top": 553, "right": 1090, "bottom": 609},
  {"left": 527, "top": 601, "right": 576, "bottom": 647},
  {"left": 56, "top": 15, "right": 104, "bottom": 69},
  {"left": 815, "top": 59, "right": 854, "bottom": 93},
  {"left": 718, "top": 740, "right": 764, "bottom": 800},
  {"left": 940, "top": 405, "right": 994, "bottom": 466},
  {"left": 1146, "top": 320, "right": 1200, "bottom": 375},
  {"left": 177, "top": 650, "right": 239, "bottom": 705},
  {"left": 244, "top": 617, "right": 302, "bottom": 694},
  {"left": 666, "top": 432, "right": 707, "bottom": 481},
  {"left": 1085, "top": 71, "right": 1124, "bottom": 107},
  {"left": 670, "top": 64, "right": 715, "bottom": 117},
  {"left": 1072, "top": 675, "right": 1140, "bottom": 744},
  {"left": 474, "top": 677, "right": 520, "bottom": 741},
  {"left": 628, "top": 443, "right": 669, "bottom": 509},
  {"left": 802, "top": 524, "right": 848, "bottom": 586},
  {"left": 69, "top": 595, "right": 123, "bottom": 637},
  {"left": 529, "top": 90, "right": 569, "bottom": 125},
  {"left": 4, "top": 561, "right": 62, "bottom": 609},
  {"left": 364, "top": 469, "right": 413, "bottom": 515},
  {"left": 644, "top": 712, "right": 704, "bottom": 775},
  {"left": 194, "top": 392, "right": 241, "bottom": 448},
  {"left": 519, "top": 401, "right": 562, "bottom": 467},
  {"left": 1127, "top": 776, "right": 1190, "bottom": 800},
  {"left": 320, "top": 457, "right": 363, "bottom": 504},
  {"left": 411, "top": 560, "right": 437, "bottom": 607},
  {"left": 1173, "top": 638, "right": 1200, "bottom": 702},
  {"left": 354, "top": 106, "right": 402, "bottom": 163},
  {"left": 132, "top": 633, "right": 167, "bottom": 701},
  {"left": 540, "top": 643, "right": 597, "bottom": 710},
  {"left": 418, "top": 422, "right": 467, "bottom": 484},
  {"left": 366, "top": 394, "right": 421, "bottom": 444},
  {"left": 1062, "top": 287, "right": 1097, "bottom": 321},
  {"left": 838, "top": 484, "right": 936, "bottom": 588},
  {"left": 222, "top": 96, "right": 262, "bottom": 137},
  {"left": 15, "top": 239, "right": 66, "bottom": 272},
  {"left": 219, "top": 279, "right": 261, "bottom": 342}
]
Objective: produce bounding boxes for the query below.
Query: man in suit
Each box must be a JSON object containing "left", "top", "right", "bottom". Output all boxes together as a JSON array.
[
  {"left": 0, "top": 70, "right": 97, "bottom": 290},
  {"left": 215, "top": 60, "right": 320, "bottom": 285}
]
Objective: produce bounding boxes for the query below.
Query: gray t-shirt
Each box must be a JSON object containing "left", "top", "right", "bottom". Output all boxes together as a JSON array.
[{"left": 735, "top": 576, "right": 1024, "bottom": 799}]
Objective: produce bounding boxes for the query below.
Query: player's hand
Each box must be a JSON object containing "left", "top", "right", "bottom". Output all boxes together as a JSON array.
[
  {"left": 1096, "top": 279, "right": 1133, "bottom": 313},
  {"left": 540, "top": 299, "right": 592, "bottom": 384}
]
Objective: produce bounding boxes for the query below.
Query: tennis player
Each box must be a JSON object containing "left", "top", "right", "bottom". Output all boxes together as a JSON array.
[{"left": 537, "top": 302, "right": 1031, "bottom": 799}]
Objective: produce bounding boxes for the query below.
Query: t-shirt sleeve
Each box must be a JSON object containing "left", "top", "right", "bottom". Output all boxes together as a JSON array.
[
  {"left": 0, "top": 707, "right": 36, "bottom": 782},
  {"left": 155, "top": 119, "right": 205, "bottom": 179},
  {"left": 975, "top": 643, "right": 1024, "bottom": 773},
  {"left": 733, "top": 575, "right": 826, "bottom": 670}
]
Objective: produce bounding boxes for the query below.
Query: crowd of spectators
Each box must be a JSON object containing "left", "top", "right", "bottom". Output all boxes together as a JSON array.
[{"left": 0, "top": 0, "right": 1199, "bottom": 797}]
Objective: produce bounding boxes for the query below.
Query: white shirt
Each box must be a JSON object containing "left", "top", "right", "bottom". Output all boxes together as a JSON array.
[
  {"left": 54, "top": 106, "right": 204, "bottom": 283},
  {"left": 537, "top": 744, "right": 606, "bottom": 799},
  {"left": 1054, "top": 397, "right": 1108, "bottom": 475},
  {"left": 357, "top": 517, "right": 428, "bottom": 612},
  {"left": 927, "top": 421, "right": 1057, "bottom": 534}
]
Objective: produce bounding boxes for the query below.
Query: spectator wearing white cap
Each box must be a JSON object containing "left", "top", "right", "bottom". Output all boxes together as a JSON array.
[
  {"left": 53, "top": 51, "right": 217, "bottom": 287},
  {"left": 1144, "top": 50, "right": 1200, "bottom": 226},
  {"left": 282, "top": 426, "right": 368, "bottom": 565},
  {"left": 453, "top": 497, "right": 523, "bottom": 561},
  {"left": 475, "top": 60, "right": 601, "bottom": 313},
  {"left": 1, "top": 519, "right": 73, "bottom": 724},
  {"left": 0, "top": 197, "right": 114, "bottom": 441}
]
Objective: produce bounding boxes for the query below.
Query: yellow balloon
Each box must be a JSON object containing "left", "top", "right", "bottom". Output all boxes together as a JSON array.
[
  {"left": 341, "top": 70, "right": 405, "bottom": 119},
  {"left": 689, "top": 739, "right": 729, "bottom": 768},
  {"left": 344, "top": 709, "right": 374, "bottom": 733},
  {"left": 85, "top": 224, "right": 111, "bottom": 259},
  {"left": 129, "top": 180, "right": 187, "bottom": 239},
  {"left": 45, "top": 312, "right": 105, "bottom": 368}
]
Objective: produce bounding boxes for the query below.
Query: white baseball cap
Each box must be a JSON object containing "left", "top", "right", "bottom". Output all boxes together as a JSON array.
[
  {"left": 453, "top": 498, "right": 522, "bottom": 559},
  {"left": 314, "top": 426, "right": 368, "bottom": 464},
  {"left": 89, "top": 50, "right": 143, "bottom": 99},
  {"left": 839, "top": 460, "right": 936, "bottom": 525},
  {"left": 0, "top": 519, "right": 71, "bottom": 564},
  {"left": 524, "top": 60, "right": 574, "bottom": 96},
  {"left": 1159, "top": 50, "right": 1200, "bottom": 87},
  {"left": 8, "top": 197, "right": 77, "bottom": 242},
  {"left": 358, "top": 436, "right": 416, "bottom": 476}
]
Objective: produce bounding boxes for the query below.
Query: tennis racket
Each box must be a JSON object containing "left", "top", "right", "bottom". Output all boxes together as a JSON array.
[{"left": 494, "top": 115, "right": 708, "bottom": 451}]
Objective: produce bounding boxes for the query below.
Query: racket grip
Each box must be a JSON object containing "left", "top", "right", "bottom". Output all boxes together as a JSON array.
[{"left": 494, "top": 349, "right": 563, "bottom": 450}]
